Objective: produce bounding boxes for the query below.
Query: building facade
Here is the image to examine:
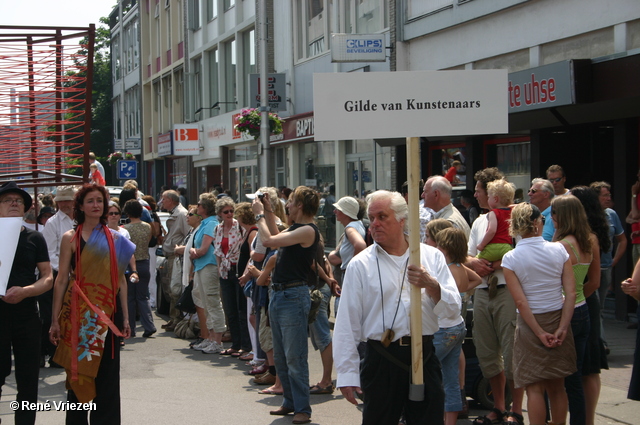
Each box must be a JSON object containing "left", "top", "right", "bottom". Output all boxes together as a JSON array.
[
  {"left": 111, "top": 0, "right": 143, "bottom": 182},
  {"left": 398, "top": 0, "right": 640, "bottom": 317},
  {"left": 139, "top": 0, "right": 187, "bottom": 197}
]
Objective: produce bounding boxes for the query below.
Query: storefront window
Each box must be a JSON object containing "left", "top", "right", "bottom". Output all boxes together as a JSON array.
[
  {"left": 299, "top": 141, "right": 335, "bottom": 192},
  {"left": 430, "top": 144, "right": 467, "bottom": 187},
  {"left": 171, "top": 157, "right": 189, "bottom": 188},
  {"left": 299, "top": 140, "right": 336, "bottom": 246},
  {"left": 229, "top": 145, "right": 258, "bottom": 201},
  {"left": 376, "top": 145, "right": 393, "bottom": 192},
  {"left": 485, "top": 138, "right": 530, "bottom": 202}
]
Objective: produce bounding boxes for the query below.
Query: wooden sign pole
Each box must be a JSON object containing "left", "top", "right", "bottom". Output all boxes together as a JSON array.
[{"left": 406, "top": 136, "right": 424, "bottom": 401}]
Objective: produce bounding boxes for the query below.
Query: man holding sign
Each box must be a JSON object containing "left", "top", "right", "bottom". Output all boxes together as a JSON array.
[
  {"left": 333, "top": 190, "right": 460, "bottom": 425},
  {"left": 0, "top": 181, "right": 52, "bottom": 424}
]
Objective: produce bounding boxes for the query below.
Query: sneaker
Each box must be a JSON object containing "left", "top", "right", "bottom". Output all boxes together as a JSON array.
[
  {"left": 193, "top": 339, "right": 212, "bottom": 351},
  {"left": 202, "top": 341, "right": 223, "bottom": 354},
  {"left": 189, "top": 338, "right": 204, "bottom": 349}
]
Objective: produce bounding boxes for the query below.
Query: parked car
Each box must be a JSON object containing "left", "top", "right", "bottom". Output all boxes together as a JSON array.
[{"left": 106, "top": 186, "right": 145, "bottom": 199}]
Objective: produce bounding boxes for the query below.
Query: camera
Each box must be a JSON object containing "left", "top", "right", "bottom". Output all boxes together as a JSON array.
[{"left": 256, "top": 191, "right": 264, "bottom": 199}]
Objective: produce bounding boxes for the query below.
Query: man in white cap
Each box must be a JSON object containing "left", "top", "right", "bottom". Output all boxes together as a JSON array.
[
  {"left": 41, "top": 185, "right": 77, "bottom": 367},
  {"left": 0, "top": 181, "right": 52, "bottom": 424}
]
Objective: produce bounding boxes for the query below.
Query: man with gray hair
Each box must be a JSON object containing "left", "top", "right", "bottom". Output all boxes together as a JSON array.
[
  {"left": 422, "top": 176, "right": 470, "bottom": 237},
  {"left": 159, "top": 189, "right": 189, "bottom": 330},
  {"left": 528, "top": 178, "right": 555, "bottom": 241},
  {"left": 333, "top": 190, "right": 460, "bottom": 425}
]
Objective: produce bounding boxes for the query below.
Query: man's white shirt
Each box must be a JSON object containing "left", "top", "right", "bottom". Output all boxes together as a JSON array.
[
  {"left": 42, "top": 211, "right": 75, "bottom": 271},
  {"left": 333, "top": 242, "right": 461, "bottom": 389}
]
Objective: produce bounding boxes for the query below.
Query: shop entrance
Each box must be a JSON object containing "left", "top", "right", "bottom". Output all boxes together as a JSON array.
[
  {"left": 346, "top": 154, "right": 374, "bottom": 198},
  {"left": 230, "top": 164, "right": 257, "bottom": 202}
]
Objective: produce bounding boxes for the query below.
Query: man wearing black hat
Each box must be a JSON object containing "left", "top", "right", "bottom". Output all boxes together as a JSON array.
[{"left": 0, "top": 181, "right": 53, "bottom": 425}]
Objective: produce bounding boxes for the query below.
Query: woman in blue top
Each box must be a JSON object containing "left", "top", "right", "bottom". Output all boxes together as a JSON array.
[
  {"left": 327, "top": 196, "right": 366, "bottom": 315},
  {"left": 189, "top": 193, "right": 225, "bottom": 354},
  {"left": 252, "top": 186, "right": 319, "bottom": 425}
]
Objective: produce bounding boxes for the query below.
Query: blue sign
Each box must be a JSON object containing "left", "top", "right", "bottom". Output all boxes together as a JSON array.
[{"left": 118, "top": 160, "right": 137, "bottom": 180}]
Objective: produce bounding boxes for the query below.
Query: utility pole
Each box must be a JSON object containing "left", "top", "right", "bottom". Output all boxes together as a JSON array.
[{"left": 258, "top": 0, "right": 269, "bottom": 187}]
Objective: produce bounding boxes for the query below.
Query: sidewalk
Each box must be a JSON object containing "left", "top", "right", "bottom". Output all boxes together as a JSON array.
[{"left": 595, "top": 317, "right": 638, "bottom": 425}]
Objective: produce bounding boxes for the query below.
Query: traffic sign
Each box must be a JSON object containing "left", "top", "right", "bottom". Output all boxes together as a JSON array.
[{"left": 117, "top": 160, "right": 137, "bottom": 180}]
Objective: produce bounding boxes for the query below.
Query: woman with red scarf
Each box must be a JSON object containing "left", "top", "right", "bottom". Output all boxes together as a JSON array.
[{"left": 50, "top": 184, "right": 135, "bottom": 424}]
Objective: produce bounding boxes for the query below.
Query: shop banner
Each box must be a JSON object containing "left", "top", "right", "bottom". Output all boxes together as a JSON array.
[
  {"left": 158, "top": 131, "right": 173, "bottom": 157},
  {"left": 313, "top": 70, "right": 508, "bottom": 140},
  {"left": 173, "top": 124, "right": 200, "bottom": 156},
  {"left": 0, "top": 217, "right": 23, "bottom": 297}
]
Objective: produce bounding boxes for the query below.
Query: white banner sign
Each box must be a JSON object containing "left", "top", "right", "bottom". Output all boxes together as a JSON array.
[
  {"left": 331, "top": 34, "right": 386, "bottom": 63},
  {"left": 0, "top": 217, "right": 24, "bottom": 296},
  {"left": 313, "top": 70, "right": 508, "bottom": 140},
  {"left": 173, "top": 124, "right": 200, "bottom": 156}
]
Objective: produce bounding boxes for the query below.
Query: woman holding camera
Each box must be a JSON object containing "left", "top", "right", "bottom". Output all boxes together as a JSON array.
[{"left": 252, "top": 186, "right": 320, "bottom": 425}]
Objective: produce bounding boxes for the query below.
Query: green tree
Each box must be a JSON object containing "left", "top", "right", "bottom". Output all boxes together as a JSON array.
[{"left": 64, "top": 12, "right": 115, "bottom": 181}]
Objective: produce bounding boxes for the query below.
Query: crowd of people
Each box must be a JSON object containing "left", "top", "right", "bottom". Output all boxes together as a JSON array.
[{"left": 1, "top": 161, "right": 639, "bottom": 425}]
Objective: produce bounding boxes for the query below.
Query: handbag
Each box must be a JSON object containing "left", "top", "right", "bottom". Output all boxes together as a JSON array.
[
  {"left": 176, "top": 280, "right": 197, "bottom": 314},
  {"left": 308, "top": 287, "right": 323, "bottom": 325},
  {"left": 307, "top": 227, "right": 325, "bottom": 325},
  {"left": 174, "top": 315, "right": 200, "bottom": 339}
]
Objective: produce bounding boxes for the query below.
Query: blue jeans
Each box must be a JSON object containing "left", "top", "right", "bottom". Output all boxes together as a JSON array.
[
  {"left": 434, "top": 322, "right": 466, "bottom": 412},
  {"left": 309, "top": 284, "right": 332, "bottom": 352},
  {"left": 127, "top": 260, "right": 156, "bottom": 335},
  {"left": 565, "top": 303, "right": 590, "bottom": 425},
  {"left": 269, "top": 285, "right": 311, "bottom": 415}
]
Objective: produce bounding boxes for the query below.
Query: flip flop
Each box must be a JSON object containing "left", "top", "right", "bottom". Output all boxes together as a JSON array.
[
  {"left": 258, "top": 388, "right": 283, "bottom": 395},
  {"left": 220, "top": 349, "right": 238, "bottom": 356},
  {"left": 230, "top": 350, "right": 246, "bottom": 357},
  {"left": 239, "top": 352, "right": 254, "bottom": 361},
  {"left": 309, "top": 384, "right": 334, "bottom": 394}
]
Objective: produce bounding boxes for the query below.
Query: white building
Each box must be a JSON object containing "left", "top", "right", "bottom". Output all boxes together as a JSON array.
[{"left": 111, "top": 0, "right": 143, "bottom": 176}]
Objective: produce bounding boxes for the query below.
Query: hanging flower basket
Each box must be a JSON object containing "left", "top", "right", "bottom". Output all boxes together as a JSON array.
[
  {"left": 235, "top": 108, "right": 284, "bottom": 140},
  {"left": 107, "top": 151, "right": 135, "bottom": 166}
]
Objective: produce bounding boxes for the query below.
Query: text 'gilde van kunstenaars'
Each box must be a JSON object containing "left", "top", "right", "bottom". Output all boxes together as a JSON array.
[{"left": 343, "top": 99, "right": 482, "bottom": 112}]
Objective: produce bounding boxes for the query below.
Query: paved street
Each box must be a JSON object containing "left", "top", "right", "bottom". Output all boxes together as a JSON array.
[{"left": 1, "top": 313, "right": 638, "bottom": 424}]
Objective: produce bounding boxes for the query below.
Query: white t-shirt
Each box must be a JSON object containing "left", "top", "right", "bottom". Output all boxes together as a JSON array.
[{"left": 502, "top": 236, "right": 569, "bottom": 314}]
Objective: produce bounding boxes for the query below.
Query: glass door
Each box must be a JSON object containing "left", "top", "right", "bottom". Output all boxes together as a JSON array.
[
  {"left": 346, "top": 155, "right": 374, "bottom": 199},
  {"left": 229, "top": 165, "right": 257, "bottom": 202}
]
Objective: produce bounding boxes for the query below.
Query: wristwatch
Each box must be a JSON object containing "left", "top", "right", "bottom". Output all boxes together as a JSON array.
[{"left": 255, "top": 214, "right": 265, "bottom": 221}]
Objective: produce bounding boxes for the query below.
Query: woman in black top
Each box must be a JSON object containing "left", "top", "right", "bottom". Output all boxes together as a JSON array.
[{"left": 252, "top": 186, "right": 319, "bottom": 425}]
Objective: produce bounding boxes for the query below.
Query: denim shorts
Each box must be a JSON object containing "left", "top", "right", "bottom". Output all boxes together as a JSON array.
[{"left": 434, "top": 321, "right": 466, "bottom": 412}]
